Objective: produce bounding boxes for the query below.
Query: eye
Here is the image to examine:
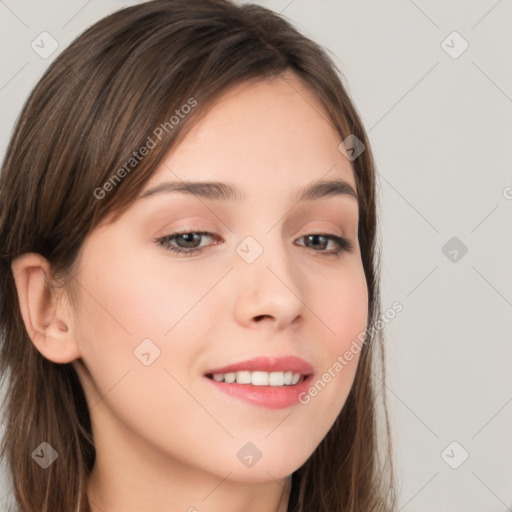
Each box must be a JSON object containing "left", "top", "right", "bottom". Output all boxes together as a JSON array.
[
  {"left": 296, "top": 233, "right": 354, "bottom": 257},
  {"left": 155, "top": 230, "right": 354, "bottom": 258},
  {"left": 155, "top": 230, "right": 220, "bottom": 256}
]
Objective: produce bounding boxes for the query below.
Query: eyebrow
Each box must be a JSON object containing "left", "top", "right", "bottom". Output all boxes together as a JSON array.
[{"left": 139, "top": 179, "right": 358, "bottom": 203}]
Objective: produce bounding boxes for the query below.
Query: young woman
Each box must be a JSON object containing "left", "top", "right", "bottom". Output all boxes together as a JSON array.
[{"left": 0, "top": 1, "right": 397, "bottom": 510}]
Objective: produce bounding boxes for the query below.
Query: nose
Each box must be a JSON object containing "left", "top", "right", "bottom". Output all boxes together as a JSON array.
[{"left": 233, "top": 238, "right": 305, "bottom": 331}]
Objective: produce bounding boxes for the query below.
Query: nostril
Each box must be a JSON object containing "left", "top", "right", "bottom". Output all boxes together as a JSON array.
[{"left": 254, "top": 315, "right": 272, "bottom": 321}]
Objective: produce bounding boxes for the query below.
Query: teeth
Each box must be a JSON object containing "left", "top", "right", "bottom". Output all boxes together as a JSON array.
[
  {"left": 224, "top": 372, "right": 236, "bottom": 383},
  {"left": 252, "top": 371, "right": 268, "bottom": 386},
  {"left": 269, "top": 372, "right": 284, "bottom": 386},
  {"left": 236, "top": 371, "right": 252, "bottom": 384},
  {"left": 209, "top": 370, "right": 303, "bottom": 386}
]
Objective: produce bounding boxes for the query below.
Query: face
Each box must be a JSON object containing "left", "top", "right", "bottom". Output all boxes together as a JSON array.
[{"left": 70, "top": 73, "right": 368, "bottom": 483}]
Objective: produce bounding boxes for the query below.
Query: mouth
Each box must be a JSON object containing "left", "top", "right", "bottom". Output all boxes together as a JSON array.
[
  {"left": 205, "top": 370, "right": 307, "bottom": 386},
  {"left": 203, "top": 356, "right": 314, "bottom": 409}
]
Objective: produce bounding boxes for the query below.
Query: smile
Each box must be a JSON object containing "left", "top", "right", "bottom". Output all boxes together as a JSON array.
[
  {"left": 203, "top": 355, "right": 314, "bottom": 409},
  {"left": 206, "top": 370, "right": 304, "bottom": 386}
]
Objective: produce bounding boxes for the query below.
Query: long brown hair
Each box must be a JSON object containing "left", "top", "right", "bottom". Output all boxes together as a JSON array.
[{"left": 0, "top": 1, "right": 397, "bottom": 510}]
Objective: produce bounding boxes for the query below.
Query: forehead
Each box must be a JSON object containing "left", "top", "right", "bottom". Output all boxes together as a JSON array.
[{"left": 143, "top": 73, "right": 357, "bottom": 196}]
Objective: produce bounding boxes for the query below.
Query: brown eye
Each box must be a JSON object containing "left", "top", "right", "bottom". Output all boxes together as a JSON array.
[
  {"left": 156, "top": 231, "right": 220, "bottom": 256},
  {"left": 297, "top": 233, "right": 354, "bottom": 256}
]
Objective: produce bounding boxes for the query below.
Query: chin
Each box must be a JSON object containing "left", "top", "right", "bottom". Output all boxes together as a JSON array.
[
  {"left": 217, "top": 449, "right": 311, "bottom": 484},
  {"left": 224, "top": 465, "right": 296, "bottom": 484}
]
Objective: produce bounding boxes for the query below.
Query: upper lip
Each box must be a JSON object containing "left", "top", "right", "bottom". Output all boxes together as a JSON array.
[{"left": 204, "top": 356, "right": 314, "bottom": 376}]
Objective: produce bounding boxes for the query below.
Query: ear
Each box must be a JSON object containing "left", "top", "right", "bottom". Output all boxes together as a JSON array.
[{"left": 11, "top": 253, "right": 81, "bottom": 364}]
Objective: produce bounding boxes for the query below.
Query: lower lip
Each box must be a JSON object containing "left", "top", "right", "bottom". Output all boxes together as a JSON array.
[{"left": 205, "top": 375, "right": 313, "bottom": 409}]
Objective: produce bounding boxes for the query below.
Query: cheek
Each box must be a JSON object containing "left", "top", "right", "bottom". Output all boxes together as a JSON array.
[
  {"left": 75, "top": 245, "right": 218, "bottom": 344},
  {"left": 314, "top": 260, "right": 369, "bottom": 354},
  {"left": 302, "top": 261, "right": 368, "bottom": 407},
  {"left": 71, "top": 248, "right": 225, "bottom": 413}
]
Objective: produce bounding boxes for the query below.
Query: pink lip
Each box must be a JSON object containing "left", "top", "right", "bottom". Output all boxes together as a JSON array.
[
  {"left": 204, "top": 355, "right": 314, "bottom": 376},
  {"left": 204, "top": 356, "right": 314, "bottom": 410}
]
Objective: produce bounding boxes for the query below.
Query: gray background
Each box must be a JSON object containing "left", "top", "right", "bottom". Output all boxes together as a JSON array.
[{"left": 1, "top": 1, "right": 511, "bottom": 510}]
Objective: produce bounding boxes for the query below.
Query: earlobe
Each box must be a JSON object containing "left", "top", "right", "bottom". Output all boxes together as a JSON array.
[{"left": 11, "top": 253, "right": 81, "bottom": 364}]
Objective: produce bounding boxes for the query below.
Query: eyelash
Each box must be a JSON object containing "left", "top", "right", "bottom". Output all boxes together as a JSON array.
[{"left": 155, "top": 230, "right": 354, "bottom": 258}]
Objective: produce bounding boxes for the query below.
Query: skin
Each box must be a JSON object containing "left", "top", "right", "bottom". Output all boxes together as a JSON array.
[{"left": 12, "top": 72, "right": 368, "bottom": 512}]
